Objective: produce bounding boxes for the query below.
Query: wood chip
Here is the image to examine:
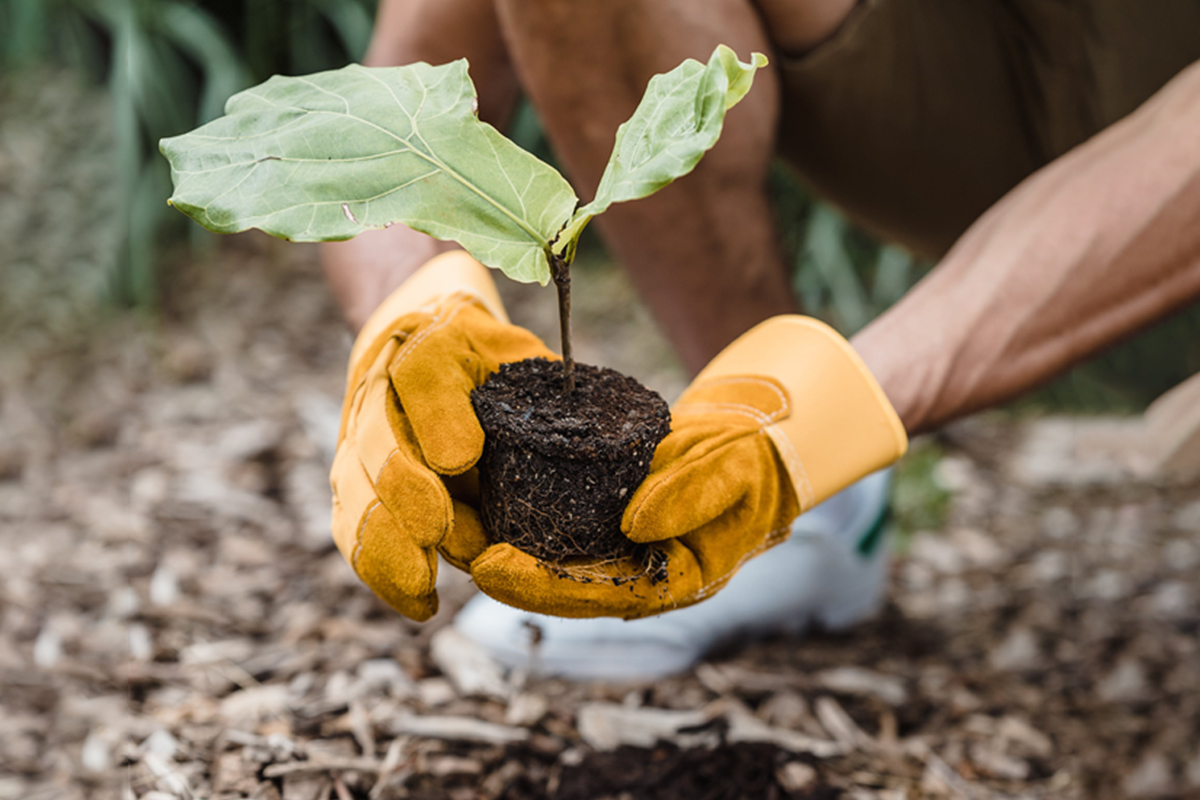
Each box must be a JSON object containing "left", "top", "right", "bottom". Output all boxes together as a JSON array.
[
  {"left": 142, "top": 751, "right": 193, "bottom": 797},
  {"left": 416, "top": 677, "right": 457, "bottom": 707},
  {"left": 726, "top": 710, "right": 845, "bottom": 758},
  {"left": 504, "top": 692, "right": 548, "bottom": 727},
  {"left": 815, "top": 696, "right": 872, "bottom": 751},
  {"left": 423, "top": 754, "right": 484, "bottom": 777},
  {"left": 776, "top": 762, "right": 818, "bottom": 793},
  {"left": 429, "top": 627, "right": 511, "bottom": 701},
  {"left": 969, "top": 742, "right": 1030, "bottom": 781},
  {"left": 281, "top": 774, "right": 330, "bottom": 800},
  {"left": 577, "top": 703, "right": 707, "bottom": 751},
  {"left": 387, "top": 714, "right": 529, "bottom": 745},
  {"left": 349, "top": 700, "right": 375, "bottom": 757},
  {"left": 264, "top": 758, "right": 382, "bottom": 778},
  {"left": 220, "top": 684, "right": 291, "bottom": 721},
  {"left": 369, "top": 738, "right": 412, "bottom": 800},
  {"left": 914, "top": 743, "right": 989, "bottom": 800},
  {"left": 577, "top": 702, "right": 844, "bottom": 758},
  {"left": 816, "top": 667, "right": 909, "bottom": 706}
]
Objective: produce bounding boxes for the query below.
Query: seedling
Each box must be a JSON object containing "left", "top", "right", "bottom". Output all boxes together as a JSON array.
[
  {"left": 161, "top": 45, "right": 766, "bottom": 565},
  {"left": 160, "top": 44, "right": 766, "bottom": 393}
]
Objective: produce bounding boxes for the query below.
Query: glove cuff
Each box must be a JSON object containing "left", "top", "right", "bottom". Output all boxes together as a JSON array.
[
  {"left": 349, "top": 251, "right": 508, "bottom": 369},
  {"left": 692, "top": 315, "right": 907, "bottom": 510}
]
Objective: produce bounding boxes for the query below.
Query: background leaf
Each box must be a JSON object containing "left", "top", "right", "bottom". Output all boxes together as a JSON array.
[
  {"left": 161, "top": 61, "right": 579, "bottom": 284},
  {"left": 157, "top": 2, "right": 250, "bottom": 123},
  {"left": 555, "top": 45, "right": 767, "bottom": 259},
  {"left": 310, "top": 0, "right": 374, "bottom": 62}
]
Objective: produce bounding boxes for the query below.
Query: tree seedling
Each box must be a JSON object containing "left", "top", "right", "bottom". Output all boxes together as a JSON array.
[
  {"left": 161, "top": 44, "right": 765, "bottom": 393},
  {"left": 161, "top": 45, "right": 766, "bottom": 564}
]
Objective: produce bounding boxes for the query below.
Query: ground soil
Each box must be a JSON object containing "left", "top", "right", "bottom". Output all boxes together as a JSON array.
[
  {"left": 471, "top": 358, "right": 670, "bottom": 562},
  {"left": 8, "top": 70, "right": 1200, "bottom": 800},
  {"left": 3, "top": 223, "right": 1200, "bottom": 798}
]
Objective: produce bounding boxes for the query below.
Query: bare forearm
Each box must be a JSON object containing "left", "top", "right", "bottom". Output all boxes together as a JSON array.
[
  {"left": 322, "top": 0, "right": 519, "bottom": 332},
  {"left": 853, "top": 61, "right": 1200, "bottom": 435}
]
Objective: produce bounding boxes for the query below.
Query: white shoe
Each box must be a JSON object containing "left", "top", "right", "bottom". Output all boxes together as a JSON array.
[{"left": 453, "top": 468, "right": 893, "bottom": 681}]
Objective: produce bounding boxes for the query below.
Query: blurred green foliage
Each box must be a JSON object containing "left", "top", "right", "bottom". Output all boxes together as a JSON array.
[
  {"left": 770, "top": 162, "right": 927, "bottom": 337},
  {"left": 0, "top": 0, "right": 377, "bottom": 308},
  {"left": 889, "top": 438, "right": 952, "bottom": 547}
]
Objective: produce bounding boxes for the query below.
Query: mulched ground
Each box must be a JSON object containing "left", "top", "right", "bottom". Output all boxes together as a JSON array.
[{"left": 3, "top": 233, "right": 1200, "bottom": 800}]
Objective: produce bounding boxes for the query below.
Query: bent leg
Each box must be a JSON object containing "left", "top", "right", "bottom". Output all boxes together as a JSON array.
[{"left": 495, "top": 0, "right": 849, "bottom": 373}]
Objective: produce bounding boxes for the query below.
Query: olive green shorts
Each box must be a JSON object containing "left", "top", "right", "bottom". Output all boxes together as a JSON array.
[{"left": 777, "top": 0, "right": 1200, "bottom": 258}]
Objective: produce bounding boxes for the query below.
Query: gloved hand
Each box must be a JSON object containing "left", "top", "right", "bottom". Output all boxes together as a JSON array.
[
  {"left": 330, "top": 251, "right": 554, "bottom": 621},
  {"left": 467, "top": 316, "right": 909, "bottom": 619}
]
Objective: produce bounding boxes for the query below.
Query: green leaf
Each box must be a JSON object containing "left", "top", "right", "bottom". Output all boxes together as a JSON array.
[
  {"left": 554, "top": 45, "right": 767, "bottom": 260},
  {"left": 160, "top": 61, "right": 579, "bottom": 284}
]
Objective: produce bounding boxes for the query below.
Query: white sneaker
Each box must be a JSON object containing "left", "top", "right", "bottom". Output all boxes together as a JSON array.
[{"left": 453, "top": 468, "right": 893, "bottom": 681}]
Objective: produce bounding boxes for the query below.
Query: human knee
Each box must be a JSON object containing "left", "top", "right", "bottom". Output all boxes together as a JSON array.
[{"left": 750, "top": 0, "right": 858, "bottom": 54}]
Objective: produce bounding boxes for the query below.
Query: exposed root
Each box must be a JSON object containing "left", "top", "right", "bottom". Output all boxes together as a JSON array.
[{"left": 543, "top": 543, "right": 671, "bottom": 588}]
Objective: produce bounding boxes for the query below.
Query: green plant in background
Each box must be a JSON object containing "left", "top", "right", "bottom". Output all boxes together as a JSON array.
[
  {"left": 888, "top": 439, "right": 952, "bottom": 549},
  {"left": 0, "top": 0, "right": 377, "bottom": 308},
  {"left": 768, "top": 163, "right": 926, "bottom": 337}
]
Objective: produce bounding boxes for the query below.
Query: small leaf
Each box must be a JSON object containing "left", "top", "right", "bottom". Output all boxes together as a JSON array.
[
  {"left": 554, "top": 45, "right": 767, "bottom": 258},
  {"left": 160, "top": 61, "right": 578, "bottom": 284}
]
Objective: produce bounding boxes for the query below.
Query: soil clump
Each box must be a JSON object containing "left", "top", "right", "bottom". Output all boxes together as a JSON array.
[
  {"left": 471, "top": 357, "right": 671, "bottom": 563},
  {"left": 504, "top": 742, "right": 836, "bottom": 800}
]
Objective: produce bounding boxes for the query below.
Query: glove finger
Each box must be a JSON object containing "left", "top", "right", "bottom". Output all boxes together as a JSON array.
[
  {"left": 332, "top": 349, "right": 428, "bottom": 557},
  {"left": 365, "top": 370, "right": 453, "bottom": 553},
  {"left": 353, "top": 501, "right": 440, "bottom": 621},
  {"left": 469, "top": 541, "right": 704, "bottom": 619},
  {"left": 439, "top": 469, "right": 487, "bottom": 570},
  {"left": 439, "top": 501, "right": 491, "bottom": 572},
  {"left": 622, "top": 429, "right": 770, "bottom": 544},
  {"left": 673, "top": 499, "right": 792, "bottom": 595},
  {"left": 334, "top": 343, "right": 454, "bottom": 621},
  {"left": 390, "top": 309, "right": 485, "bottom": 476},
  {"left": 392, "top": 302, "right": 552, "bottom": 476}
]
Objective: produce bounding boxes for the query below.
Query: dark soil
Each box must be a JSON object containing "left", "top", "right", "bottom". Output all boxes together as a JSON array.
[
  {"left": 501, "top": 742, "right": 836, "bottom": 800},
  {"left": 471, "top": 357, "right": 671, "bottom": 562}
]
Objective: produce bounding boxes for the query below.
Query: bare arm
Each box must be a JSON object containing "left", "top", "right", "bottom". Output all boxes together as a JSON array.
[
  {"left": 852, "top": 60, "right": 1200, "bottom": 435},
  {"left": 321, "top": 0, "right": 519, "bottom": 332}
]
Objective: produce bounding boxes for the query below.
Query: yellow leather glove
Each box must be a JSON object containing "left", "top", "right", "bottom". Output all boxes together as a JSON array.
[
  {"left": 467, "top": 316, "right": 908, "bottom": 619},
  {"left": 330, "top": 251, "right": 554, "bottom": 621}
]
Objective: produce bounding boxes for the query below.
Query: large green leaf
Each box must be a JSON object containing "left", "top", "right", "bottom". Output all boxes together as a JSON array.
[
  {"left": 553, "top": 45, "right": 767, "bottom": 260},
  {"left": 160, "top": 61, "right": 578, "bottom": 284}
]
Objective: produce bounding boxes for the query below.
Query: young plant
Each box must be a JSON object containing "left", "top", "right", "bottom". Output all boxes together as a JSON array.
[{"left": 160, "top": 44, "right": 766, "bottom": 393}]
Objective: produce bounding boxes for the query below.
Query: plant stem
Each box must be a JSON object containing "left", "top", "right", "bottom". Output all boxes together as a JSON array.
[{"left": 551, "top": 252, "right": 575, "bottom": 395}]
